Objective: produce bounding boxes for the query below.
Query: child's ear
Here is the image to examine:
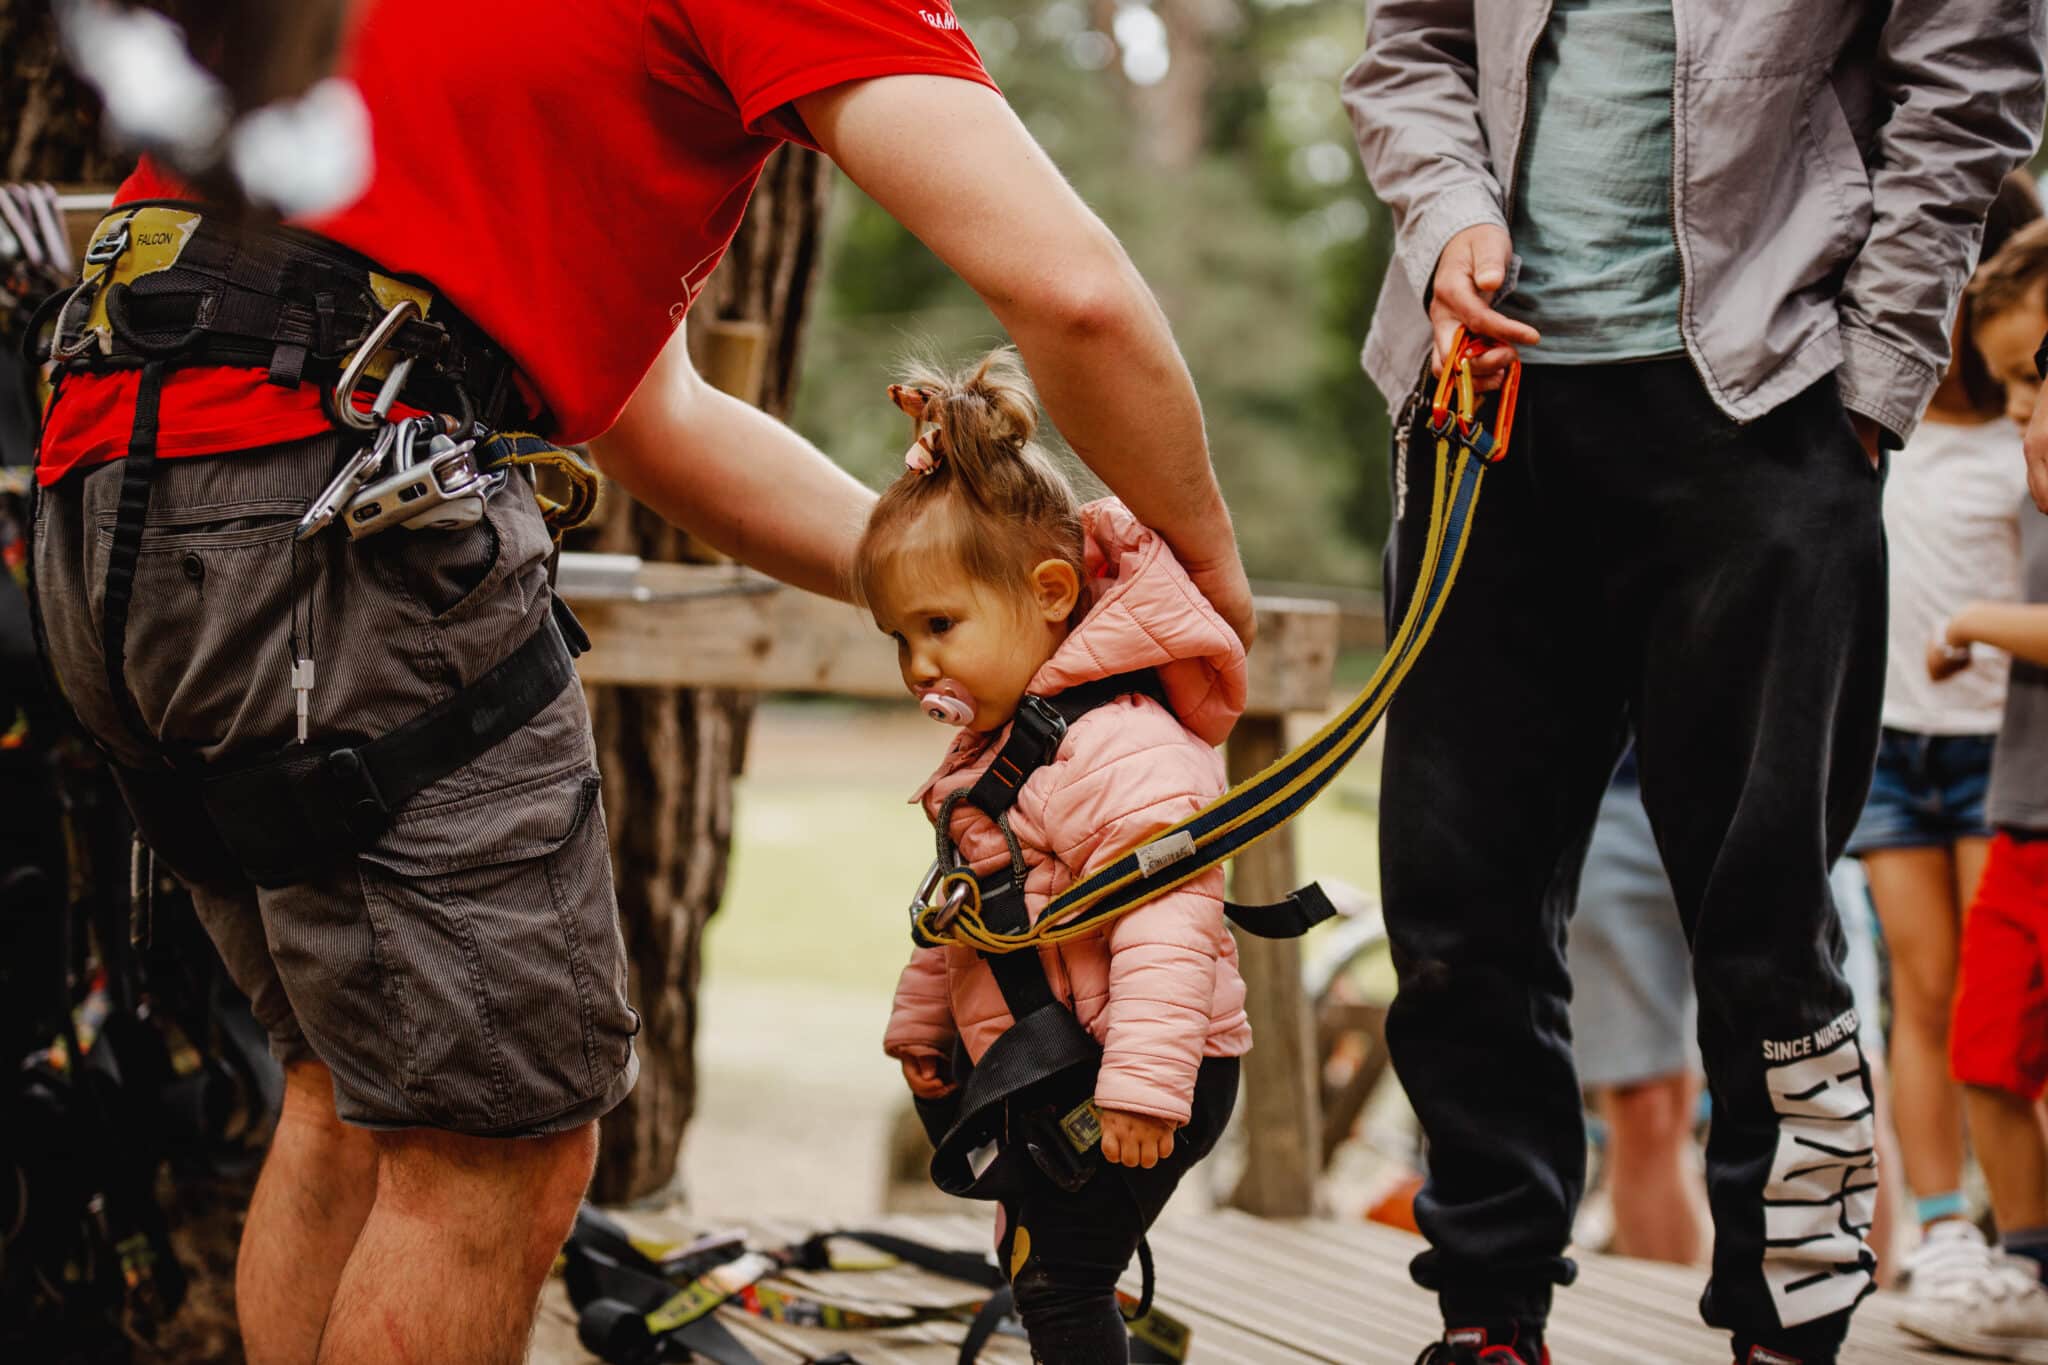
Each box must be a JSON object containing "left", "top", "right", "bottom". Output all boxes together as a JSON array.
[{"left": 1030, "top": 559, "right": 1081, "bottom": 623}]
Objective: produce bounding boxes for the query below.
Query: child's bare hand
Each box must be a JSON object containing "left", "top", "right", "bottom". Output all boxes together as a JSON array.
[
  {"left": 1927, "top": 635, "right": 1973, "bottom": 681},
  {"left": 1099, "top": 1106, "right": 1177, "bottom": 1169},
  {"left": 900, "top": 1055, "right": 957, "bottom": 1100}
]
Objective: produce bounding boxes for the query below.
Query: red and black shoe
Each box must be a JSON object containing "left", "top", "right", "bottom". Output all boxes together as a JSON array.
[
  {"left": 1414, "top": 1325, "right": 1550, "bottom": 1364},
  {"left": 1734, "top": 1347, "right": 1822, "bottom": 1365}
]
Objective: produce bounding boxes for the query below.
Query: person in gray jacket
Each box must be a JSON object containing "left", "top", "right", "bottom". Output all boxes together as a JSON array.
[{"left": 1344, "top": 5, "right": 2046, "bottom": 1364}]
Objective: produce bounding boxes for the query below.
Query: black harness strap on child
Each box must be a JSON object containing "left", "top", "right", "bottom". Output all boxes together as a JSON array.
[{"left": 918, "top": 672, "right": 1335, "bottom": 1207}]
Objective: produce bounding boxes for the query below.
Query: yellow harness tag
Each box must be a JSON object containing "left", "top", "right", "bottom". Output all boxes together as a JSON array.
[
  {"left": 358, "top": 273, "right": 435, "bottom": 382},
  {"left": 643, "top": 1251, "right": 775, "bottom": 1334},
  {"left": 1059, "top": 1097, "right": 1103, "bottom": 1153},
  {"left": 73, "top": 207, "right": 204, "bottom": 356}
]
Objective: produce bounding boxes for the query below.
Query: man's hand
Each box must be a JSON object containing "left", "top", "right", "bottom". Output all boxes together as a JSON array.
[
  {"left": 1181, "top": 551, "right": 1256, "bottom": 653},
  {"left": 2027, "top": 393, "right": 2048, "bottom": 514},
  {"left": 1848, "top": 412, "right": 1884, "bottom": 473},
  {"left": 1098, "top": 1107, "right": 1176, "bottom": 1169},
  {"left": 900, "top": 1055, "right": 957, "bottom": 1100},
  {"left": 1429, "top": 224, "right": 1540, "bottom": 389}
]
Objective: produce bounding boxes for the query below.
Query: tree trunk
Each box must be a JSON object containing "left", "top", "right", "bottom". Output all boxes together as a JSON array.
[
  {"left": 584, "top": 144, "right": 834, "bottom": 1203},
  {"left": 0, "top": 0, "right": 125, "bottom": 183}
]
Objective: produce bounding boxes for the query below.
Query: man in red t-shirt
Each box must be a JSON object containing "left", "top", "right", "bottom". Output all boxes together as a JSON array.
[{"left": 31, "top": 3, "right": 1251, "bottom": 1360}]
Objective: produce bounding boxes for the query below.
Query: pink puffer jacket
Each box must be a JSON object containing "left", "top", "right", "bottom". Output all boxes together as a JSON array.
[{"left": 882, "top": 499, "right": 1252, "bottom": 1125}]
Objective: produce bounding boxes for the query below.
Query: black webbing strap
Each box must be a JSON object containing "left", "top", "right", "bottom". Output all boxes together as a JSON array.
[
  {"left": 100, "top": 359, "right": 166, "bottom": 755},
  {"left": 957, "top": 1285, "right": 1015, "bottom": 1365},
  {"left": 49, "top": 201, "right": 539, "bottom": 432},
  {"left": 1223, "top": 881, "right": 1338, "bottom": 938},
  {"left": 962, "top": 672, "right": 1166, "bottom": 820},
  {"left": 197, "top": 611, "right": 577, "bottom": 887}
]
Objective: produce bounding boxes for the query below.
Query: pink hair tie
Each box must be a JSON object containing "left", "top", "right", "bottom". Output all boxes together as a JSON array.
[{"left": 904, "top": 430, "right": 942, "bottom": 476}]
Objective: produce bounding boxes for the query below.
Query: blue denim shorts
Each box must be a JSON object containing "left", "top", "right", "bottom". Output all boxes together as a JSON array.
[{"left": 1846, "top": 728, "right": 1996, "bottom": 855}]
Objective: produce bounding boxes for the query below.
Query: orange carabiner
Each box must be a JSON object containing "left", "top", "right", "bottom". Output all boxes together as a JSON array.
[{"left": 1427, "top": 326, "right": 1521, "bottom": 464}]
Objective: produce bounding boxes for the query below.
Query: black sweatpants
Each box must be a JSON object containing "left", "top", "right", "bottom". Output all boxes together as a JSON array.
[
  {"left": 1380, "top": 360, "right": 1885, "bottom": 1360},
  {"left": 995, "top": 1056, "right": 1239, "bottom": 1364}
]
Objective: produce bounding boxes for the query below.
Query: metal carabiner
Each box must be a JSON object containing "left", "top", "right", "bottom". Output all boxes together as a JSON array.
[{"left": 332, "top": 298, "right": 421, "bottom": 431}]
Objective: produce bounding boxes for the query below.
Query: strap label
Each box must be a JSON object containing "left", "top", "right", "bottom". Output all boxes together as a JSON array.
[
  {"left": 1135, "top": 830, "right": 1197, "bottom": 878},
  {"left": 1447, "top": 1328, "right": 1489, "bottom": 1348},
  {"left": 644, "top": 1251, "right": 775, "bottom": 1333},
  {"left": 1060, "top": 1098, "right": 1102, "bottom": 1153},
  {"left": 1747, "top": 1349, "right": 1802, "bottom": 1365}
]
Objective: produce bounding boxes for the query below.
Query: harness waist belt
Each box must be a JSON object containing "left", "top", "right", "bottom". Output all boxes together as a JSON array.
[
  {"left": 195, "top": 605, "right": 579, "bottom": 888},
  {"left": 41, "top": 200, "right": 539, "bottom": 431}
]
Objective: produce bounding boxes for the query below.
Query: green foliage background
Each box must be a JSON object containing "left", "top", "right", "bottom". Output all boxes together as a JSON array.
[{"left": 791, "top": 0, "right": 1393, "bottom": 591}]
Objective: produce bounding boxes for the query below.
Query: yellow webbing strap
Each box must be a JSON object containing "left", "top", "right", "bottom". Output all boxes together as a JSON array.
[{"left": 480, "top": 431, "right": 603, "bottom": 540}]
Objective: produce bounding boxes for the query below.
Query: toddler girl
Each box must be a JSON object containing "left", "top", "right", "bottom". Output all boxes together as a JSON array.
[{"left": 862, "top": 350, "right": 1250, "bottom": 1364}]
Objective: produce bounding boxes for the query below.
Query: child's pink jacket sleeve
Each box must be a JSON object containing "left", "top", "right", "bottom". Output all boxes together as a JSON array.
[
  {"left": 883, "top": 946, "right": 956, "bottom": 1061},
  {"left": 1036, "top": 704, "right": 1228, "bottom": 1127}
]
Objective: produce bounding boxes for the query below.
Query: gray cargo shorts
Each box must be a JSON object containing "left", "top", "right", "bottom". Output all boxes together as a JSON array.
[{"left": 32, "top": 429, "right": 638, "bottom": 1136}]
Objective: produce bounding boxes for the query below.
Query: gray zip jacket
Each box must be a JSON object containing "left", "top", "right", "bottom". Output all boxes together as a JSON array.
[{"left": 1344, "top": 2, "right": 2047, "bottom": 441}]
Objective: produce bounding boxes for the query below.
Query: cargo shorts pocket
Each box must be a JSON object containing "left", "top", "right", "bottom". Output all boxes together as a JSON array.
[{"left": 353, "top": 763, "right": 637, "bottom": 1134}]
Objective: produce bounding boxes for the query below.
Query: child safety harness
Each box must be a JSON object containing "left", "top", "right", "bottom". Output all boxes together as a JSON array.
[
  {"left": 909, "top": 329, "right": 1518, "bottom": 1201},
  {"left": 28, "top": 203, "right": 602, "bottom": 890}
]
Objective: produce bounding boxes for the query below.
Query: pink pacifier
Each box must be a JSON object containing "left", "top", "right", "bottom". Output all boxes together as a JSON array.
[{"left": 918, "top": 680, "right": 978, "bottom": 727}]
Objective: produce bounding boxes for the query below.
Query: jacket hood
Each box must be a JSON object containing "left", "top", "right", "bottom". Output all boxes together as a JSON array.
[{"left": 1028, "top": 498, "right": 1247, "bottom": 746}]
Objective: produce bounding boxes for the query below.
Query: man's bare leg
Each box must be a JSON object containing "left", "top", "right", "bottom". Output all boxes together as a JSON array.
[
  {"left": 1597, "top": 1071, "right": 1707, "bottom": 1264},
  {"left": 314, "top": 1121, "right": 597, "bottom": 1365},
  {"left": 239, "top": 1062, "right": 379, "bottom": 1364}
]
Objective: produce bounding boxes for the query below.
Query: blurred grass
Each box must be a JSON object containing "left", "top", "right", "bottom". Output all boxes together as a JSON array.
[{"left": 706, "top": 702, "right": 1382, "bottom": 993}]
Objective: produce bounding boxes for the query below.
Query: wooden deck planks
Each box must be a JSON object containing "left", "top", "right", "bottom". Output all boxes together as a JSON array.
[{"left": 535, "top": 1208, "right": 1951, "bottom": 1364}]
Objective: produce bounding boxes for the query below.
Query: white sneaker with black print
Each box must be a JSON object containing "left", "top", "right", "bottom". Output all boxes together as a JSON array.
[{"left": 1900, "top": 1222, "right": 2048, "bottom": 1362}]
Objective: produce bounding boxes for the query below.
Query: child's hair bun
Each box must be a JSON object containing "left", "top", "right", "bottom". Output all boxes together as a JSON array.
[
  {"left": 856, "top": 347, "right": 1084, "bottom": 608},
  {"left": 891, "top": 349, "right": 1040, "bottom": 496}
]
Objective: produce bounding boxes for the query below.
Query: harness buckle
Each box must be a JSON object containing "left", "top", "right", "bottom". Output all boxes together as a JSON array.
[
  {"left": 343, "top": 421, "right": 494, "bottom": 539},
  {"left": 1010, "top": 695, "right": 1068, "bottom": 764},
  {"left": 322, "top": 748, "right": 389, "bottom": 844},
  {"left": 84, "top": 220, "right": 130, "bottom": 266}
]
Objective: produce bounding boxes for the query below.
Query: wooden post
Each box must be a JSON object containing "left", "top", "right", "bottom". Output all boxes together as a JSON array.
[{"left": 1226, "top": 714, "right": 1322, "bottom": 1217}]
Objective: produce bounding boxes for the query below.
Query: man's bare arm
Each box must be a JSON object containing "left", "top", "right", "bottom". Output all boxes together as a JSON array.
[
  {"left": 589, "top": 323, "right": 874, "bottom": 602},
  {"left": 794, "top": 75, "right": 1253, "bottom": 648}
]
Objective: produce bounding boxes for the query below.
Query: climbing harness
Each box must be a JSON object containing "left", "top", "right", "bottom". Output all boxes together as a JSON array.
[
  {"left": 560, "top": 1205, "right": 1190, "bottom": 1365},
  {"left": 27, "top": 202, "right": 603, "bottom": 889},
  {"left": 904, "top": 330, "right": 1516, "bottom": 1286},
  {"left": 909, "top": 327, "right": 1517, "bottom": 956}
]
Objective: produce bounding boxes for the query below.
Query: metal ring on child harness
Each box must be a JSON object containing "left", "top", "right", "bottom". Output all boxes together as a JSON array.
[{"left": 911, "top": 326, "right": 1518, "bottom": 955}]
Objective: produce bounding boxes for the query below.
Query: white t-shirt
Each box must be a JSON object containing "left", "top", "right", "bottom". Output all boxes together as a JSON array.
[{"left": 1882, "top": 416, "right": 2026, "bottom": 734}]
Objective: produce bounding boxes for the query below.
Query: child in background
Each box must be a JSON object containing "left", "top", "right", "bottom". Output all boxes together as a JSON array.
[
  {"left": 1898, "top": 217, "right": 2048, "bottom": 1361},
  {"left": 1849, "top": 174, "right": 2038, "bottom": 1307},
  {"left": 864, "top": 351, "right": 1250, "bottom": 1365}
]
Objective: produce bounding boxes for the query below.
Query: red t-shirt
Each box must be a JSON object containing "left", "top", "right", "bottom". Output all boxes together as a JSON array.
[{"left": 37, "top": 0, "right": 993, "bottom": 483}]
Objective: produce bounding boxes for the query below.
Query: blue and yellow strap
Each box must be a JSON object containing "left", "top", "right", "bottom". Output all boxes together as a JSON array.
[{"left": 477, "top": 431, "right": 602, "bottom": 541}]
